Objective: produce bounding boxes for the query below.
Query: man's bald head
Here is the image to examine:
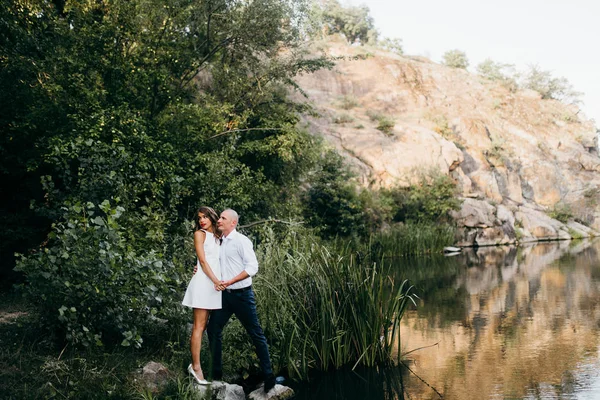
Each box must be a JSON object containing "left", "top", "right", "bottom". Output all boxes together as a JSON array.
[{"left": 217, "top": 208, "right": 239, "bottom": 236}]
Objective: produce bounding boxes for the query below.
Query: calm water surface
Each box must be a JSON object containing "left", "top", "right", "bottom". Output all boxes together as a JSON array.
[{"left": 295, "top": 240, "right": 600, "bottom": 400}]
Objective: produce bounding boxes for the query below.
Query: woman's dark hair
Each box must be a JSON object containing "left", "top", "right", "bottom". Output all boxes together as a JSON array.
[{"left": 194, "top": 206, "right": 220, "bottom": 237}]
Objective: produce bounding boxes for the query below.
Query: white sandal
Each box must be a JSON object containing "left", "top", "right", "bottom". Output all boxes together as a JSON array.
[{"left": 188, "top": 364, "right": 210, "bottom": 385}]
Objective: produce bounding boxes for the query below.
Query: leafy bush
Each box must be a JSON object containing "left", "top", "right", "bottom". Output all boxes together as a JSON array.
[
  {"left": 476, "top": 58, "right": 518, "bottom": 91},
  {"left": 548, "top": 203, "right": 573, "bottom": 223},
  {"left": 521, "top": 65, "right": 582, "bottom": 104},
  {"left": 16, "top": 201, "right": 187, "bottom": 347},
  {"left": 379, "top": 37, "right": 404, "bottom": 55},
  {"left": 303, "top": 150, "right": 368, "bottom": 238},
  {"left": 383, "top": 169, "right": 462, "bottom": 223},
  {"left": 442, "top": 50, "right": 469, "bottom": 69}
]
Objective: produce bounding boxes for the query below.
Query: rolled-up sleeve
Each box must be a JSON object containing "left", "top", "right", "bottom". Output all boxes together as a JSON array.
[{"left": 240, "top": 236, "right": 259, "bottom": 277}]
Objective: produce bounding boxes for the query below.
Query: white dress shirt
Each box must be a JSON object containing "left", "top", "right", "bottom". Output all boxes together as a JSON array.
[{"left": 219, "top": 229, "right": 258, "bottom": 289}]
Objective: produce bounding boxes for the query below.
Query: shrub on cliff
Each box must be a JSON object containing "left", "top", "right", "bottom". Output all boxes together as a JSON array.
[
  {"left": 476, "top": 59, "right": 519, "bottom": 91},
  {"left": 442, "top": 50, "right": 469, "bottom": 70},
  {"left": 521, "top": 65, "right": 582, "bottom": 104}
]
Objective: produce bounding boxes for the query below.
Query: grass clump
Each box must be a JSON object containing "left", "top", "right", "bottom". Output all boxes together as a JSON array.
[
  {"left": 256, "top": 228, "right": 417, "bottom": 378},
  {"left": 338, "top": 95, "right": 360, "bottom": 110},
  {"left": 548, "top": 203, "right": 573, "bottom": 223},
  {"left": 568, "top": 228, "right": 584, "bottom": 240},
  {"left": 333, "top": 113, "right": 355, "bottom": 124},
  {"left": 366, "top": 110, "right": 395, "bottom": 135}
]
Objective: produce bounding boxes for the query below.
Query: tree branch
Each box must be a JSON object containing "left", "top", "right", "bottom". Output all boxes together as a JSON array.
[
  {"left": 208, "top": 127, "right": 283, "bottom": 140},
  {"left": 240, "top": 219, "right": 303, "bottom": 229}
]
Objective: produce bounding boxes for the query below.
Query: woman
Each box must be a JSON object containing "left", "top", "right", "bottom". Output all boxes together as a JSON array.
[{"left": 182, "top": 206, "right": 222, "bottom": 385}]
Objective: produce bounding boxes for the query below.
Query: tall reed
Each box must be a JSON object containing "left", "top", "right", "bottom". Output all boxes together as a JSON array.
[
  {"left": 369, "top": 221, "right": 456, "bottom": 257},
  {"left": 256, "top": 229, "right": 417, "bottom": 379}
]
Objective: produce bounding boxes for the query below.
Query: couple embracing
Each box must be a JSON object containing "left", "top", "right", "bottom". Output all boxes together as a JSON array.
[{"left": 181, "top": 207, "right": 276, "bottom": 394}]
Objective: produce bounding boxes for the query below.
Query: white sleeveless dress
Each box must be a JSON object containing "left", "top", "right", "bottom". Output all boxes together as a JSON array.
[{"left": 182, "top": 230, "right": 222, "bottom": 309}]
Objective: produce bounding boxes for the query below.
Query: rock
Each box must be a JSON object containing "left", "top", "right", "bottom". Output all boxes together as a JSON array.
[
  {"left": 455, "top": 227, "right": 478, "bottom": 247},
  {"left": 515, "top": 207, "right": 569, "bottom": 241},
  {"left": 196, "top": 381, "right": 245, "bottom": 400},
  {"left": 451, "top": 198, "right": 497, "bottom": 228},
  {"left": 469, "top": 170, "right": 503, "bottom": 203},
  {"left": 137, "top": 362, "right": 170, "bottom": 392},
  {"left": 476, "top": 226, "right": 512, "bottom": 246},
  {"left": 566, "top": 221, "right": 597, "bottom": 238},
  {"left": 249, "top": 384, "right": 295, "bottom": 400},
  {"left": 496, "top": 204, "right": 515, "bottom": 226}
]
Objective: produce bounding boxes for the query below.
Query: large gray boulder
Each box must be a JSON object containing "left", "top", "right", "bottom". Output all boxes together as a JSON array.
[
  {"left": 195, "top": 381, "right": 246, "bottom": 400},
  {"left": 249, "top": 384, "right": 295, "bottom": 400}
]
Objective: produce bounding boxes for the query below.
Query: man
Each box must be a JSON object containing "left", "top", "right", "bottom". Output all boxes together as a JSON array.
[{"left": 207, "top": 208, "right": 276, "bottom": 394}]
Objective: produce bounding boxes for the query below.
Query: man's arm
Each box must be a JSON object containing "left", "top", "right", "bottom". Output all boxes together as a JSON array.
[{"left": 222, "top": 236, "right": 258, "bottom": 287}]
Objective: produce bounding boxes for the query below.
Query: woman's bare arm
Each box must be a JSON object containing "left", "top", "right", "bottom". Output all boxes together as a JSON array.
[{"left": 194, "top": 230, "right": 220, "bottom": 285}]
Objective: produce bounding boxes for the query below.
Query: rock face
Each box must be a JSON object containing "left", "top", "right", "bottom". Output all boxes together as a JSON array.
[{"left": 295, "top": 39, "right": 600, "bottom": 244}]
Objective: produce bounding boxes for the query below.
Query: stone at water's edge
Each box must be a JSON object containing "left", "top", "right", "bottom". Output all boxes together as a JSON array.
[
  {"left": 452, "top": 198, "right": 599, "bottom": 246},
  {"left": 249, "top": 384, "right": 295, "bottom": 400},
  {"left": 195, "top": 381, "right": 246, "bottom": 400}
]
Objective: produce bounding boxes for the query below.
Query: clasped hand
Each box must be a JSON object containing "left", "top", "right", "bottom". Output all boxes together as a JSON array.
[{"left": 192, "top": 265, "right": 229, "bottom": 291}]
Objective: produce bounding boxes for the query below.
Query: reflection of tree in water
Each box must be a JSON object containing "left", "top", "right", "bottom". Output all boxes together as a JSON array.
[
  {"left": 390, "top": 255, "right": 469, "bottom": 325},
  {"left": 398, "top": 239, "right": 600, "bottom": 399}
]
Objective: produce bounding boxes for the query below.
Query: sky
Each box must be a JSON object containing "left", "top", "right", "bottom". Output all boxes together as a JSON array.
[{"left": 346, "top": 0, "right": 600, "bottom": 126}]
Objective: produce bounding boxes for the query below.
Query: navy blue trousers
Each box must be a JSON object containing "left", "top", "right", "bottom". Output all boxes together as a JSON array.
[{"left": 207, "top": 287, "right": 273, "bottom": 379}]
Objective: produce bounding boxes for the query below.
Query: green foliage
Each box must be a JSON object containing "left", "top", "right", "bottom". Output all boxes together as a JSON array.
[
  {"left": 338, "top": 94, "right": 360, "bottom": 110},
  {"left": 476, "top": 58, "right": 518, "bottom": 91},
  {"left": 567, "top": 228, "right": 584, "bottom": 240},
  {"left": 379, "top": 37, "right": 404, "bottom": 55},
  {"left": 521, "top": 65, "right": 582, "bottom": 104},
  {"left": 303, "top": 150, "right": 368, "bottom": 238},
  {"left": 5, "top": 0, "right": 333, "bottom": 347},
  {"left": 384, "top": 169, "right": 462, "bottom": 224},
  {"left": 333, "top": 113, "right": 354, "bottom": 124},
  {"left": 256, "top": 227, "right": 417, "bottom": 378},
  {"left": 15, "top": 201, "right": 188, "bottom": 347},
  {"left": 370, "top": 222, "right": 456, "bottom": 256},
  {"left": 442, "top": 49, "right": 469, "bottom": 69},
  {"left": 431, "top": 115, "right": 454, "bottom": 138},
  {"left": 548, "top": 203, "right": 573, "bottom": 223},
  {"left": 321, "top": 0, "right": 378, "bottom": 44},
  {"left": 367, "top": 110, "right": 395, "bottom": 135}
]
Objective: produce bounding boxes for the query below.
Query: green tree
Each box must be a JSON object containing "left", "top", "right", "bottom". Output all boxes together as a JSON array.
[
  {"left": 442, "top": 49, "right": 469, "bottom": 69},
  {"left": 6, "top": 0, "right": 332, "bottom": 346},
  {"left": 303, "top": 150, "right": 368, "bottom": 238},
  {"left": 321, "top": 0, "right": 378, "bottom": 44}
]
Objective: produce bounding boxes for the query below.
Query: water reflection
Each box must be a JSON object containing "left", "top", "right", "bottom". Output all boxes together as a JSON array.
[{"left": 398, "top": 240, "right": 600, "bottom": 400}]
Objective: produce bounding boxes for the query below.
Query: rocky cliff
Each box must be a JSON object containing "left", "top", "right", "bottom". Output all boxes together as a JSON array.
[{"left": 294, "top": 40, "right": 600, "bottom": 245}]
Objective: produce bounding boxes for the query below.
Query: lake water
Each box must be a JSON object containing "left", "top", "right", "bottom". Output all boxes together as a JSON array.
[{"left": 295, "top": 240, "right": 600, "bottom": 400}]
